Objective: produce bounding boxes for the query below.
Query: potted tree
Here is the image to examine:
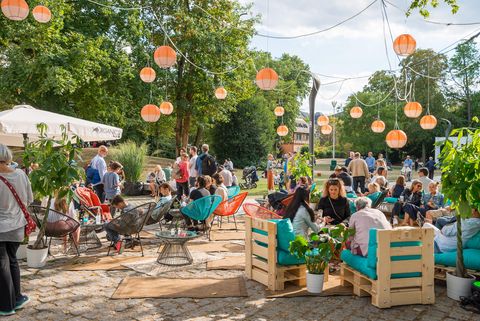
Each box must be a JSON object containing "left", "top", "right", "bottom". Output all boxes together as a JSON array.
[
  {"left": 309, "top": 187, "right": 321, "bottom": 211},
  {"left": 289, "top": 224, "right": 354, "bottom": 293},
  {"left": 438, "top": 119, "right": 480, "bottom": 300},
  {"left": 16, "top": 235, "right": 29, "bottom": 260},
  {"left": 23, "top": 124, "right": 83, "bottom": 268},
  {"left": 115, "top": 141, "right": 147, "bottom": 196}
]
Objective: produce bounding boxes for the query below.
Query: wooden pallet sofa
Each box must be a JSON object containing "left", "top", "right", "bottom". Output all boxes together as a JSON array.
[
  {"left": 245, "top": 216, "right": 330, "bottom": 291},
  {"left": 340, "top": 227, "right": 435, "bottom": 308}
]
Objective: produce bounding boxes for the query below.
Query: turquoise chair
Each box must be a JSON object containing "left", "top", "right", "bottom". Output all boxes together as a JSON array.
[
  {"left": 181, "top": 195, "right": 222, "bottom": 239},
  {"left": 227, "top": 185, "right": 240, "bottom": 199},
  {"left": 310, "top": 183, "right": 317, "bottom": 193}
]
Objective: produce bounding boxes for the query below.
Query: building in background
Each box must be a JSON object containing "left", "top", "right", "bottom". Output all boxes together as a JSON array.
[{"left": 280, "top": 117, "right": 310, "bottom": 153}]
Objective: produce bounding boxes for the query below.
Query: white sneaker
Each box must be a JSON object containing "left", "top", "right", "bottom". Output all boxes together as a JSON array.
[{"left": 393, "top": 217, "right": 399, "bottom": 226}]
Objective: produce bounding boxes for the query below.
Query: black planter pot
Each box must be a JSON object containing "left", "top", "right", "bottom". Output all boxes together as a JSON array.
[{"left": 123, "top": 181, "right": 143, "bottom": 196}]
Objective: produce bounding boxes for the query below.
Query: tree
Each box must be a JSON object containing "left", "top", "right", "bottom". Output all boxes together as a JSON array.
[
  {"left": 446, "top": 41, "right": 480, "bottom": 125},
  {"left": 407, "top": 0, "right": 459, "bottom": 17}
]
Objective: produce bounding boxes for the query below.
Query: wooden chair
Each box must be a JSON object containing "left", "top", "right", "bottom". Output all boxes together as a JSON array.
[
  {"left": 340, "top": 228, "right": 435, "bottom": 308},
  {"left": 245, "top": 216, "right": 306, "bottom": 291},
  {"left": 211, "top": 192, "right": 248, "bottom": 230}
]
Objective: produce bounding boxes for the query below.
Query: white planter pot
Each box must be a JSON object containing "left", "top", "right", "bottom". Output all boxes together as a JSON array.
[
  {"left": 306, "top": 271, "right": 324, "bottom": 293},
  {"left": 26, "top": 247, "right": 48, "bottom": 268},
  {"left": 16, "top": 244, "right": 27, "bottom": 260},
  {"left": 446, "top": 271, "right": 475, "bottom": 301}
]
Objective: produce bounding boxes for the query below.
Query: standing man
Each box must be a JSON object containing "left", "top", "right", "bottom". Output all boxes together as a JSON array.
[
  {"left": 417, "top": 167, "right": 433, "bottom": 192},
  {"left": 365, "top": 152, "right": 376, "bottom": 174},
  {"left": 348, "top": 152, "right": 370, "bottom": 194},
  {"left": 196, "top": 144, "right": 217, "bottom": 176},
  {"left": 425, "top": 157, "right": 436, "bottom": 180},
  {"left": 403, "top": 155, "right": 413, "bottom": 182},
  {"left": 345, "top": 151, "right": 354, "bottom": 167},
  {"left": 89, "top": 145, "right": 108, "bottom": 203},
  {"left": 188, "top": 146, "right": 198, "bottom": 188}
]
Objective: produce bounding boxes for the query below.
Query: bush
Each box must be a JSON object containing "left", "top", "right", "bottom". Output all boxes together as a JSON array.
[{"left": 115, "top": 141, "right": 147, "bottom": 183}]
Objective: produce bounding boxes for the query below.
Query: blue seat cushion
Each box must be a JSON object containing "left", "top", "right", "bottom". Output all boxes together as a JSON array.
[
  {"left": 341, "top": 249, "right": 377, "bottom": 279},
  {"left": 269, "top": 219, "right": 295, "bottom": 252},
  {"left": 349, "top": 200, "right": 356, "bottom": 214},
  {"left": 435, "top": 249, "right": 480, "bottom": 270},
  {"left": 347, "top": 192, "right": 357, "bottom": 199},
  {"left": 278, "top": 249, "right": 305, "bottom": 265},
  {"left": 367, "top": 192, "right": 382, "bottom": 204},
  {"left": 384, "top": 197, "right": 398, "bottom": 204},
  {"left": 465, "top": 231, "right": 480, "bottom": 250}
]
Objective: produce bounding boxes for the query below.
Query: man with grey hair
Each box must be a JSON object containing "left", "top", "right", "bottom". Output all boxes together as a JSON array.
[{"left": 347, "top": 197, "right": 392, "bottom": 256}]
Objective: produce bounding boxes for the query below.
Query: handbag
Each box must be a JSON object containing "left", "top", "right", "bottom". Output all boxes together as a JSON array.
[{"left": 0, "top": 175, "right": 37, "bottom": 236}]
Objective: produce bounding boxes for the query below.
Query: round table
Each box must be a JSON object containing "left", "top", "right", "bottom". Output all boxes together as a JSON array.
[{"left": 156, "top": 230, "right": 198, "bottom": 266}]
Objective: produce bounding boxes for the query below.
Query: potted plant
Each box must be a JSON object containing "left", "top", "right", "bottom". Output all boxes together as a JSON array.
[
  {"left": 309, "top": 187, "right": 321, "bottom": 211},
  {"left": 288, "top": 152, "right": 313, "bottom": 181},
  {"left": 289, "top": 224, "right": 354, "bottom": 293},
  {"left": 16, "top": 235, "right": 29, "bottom": 260},
  {"left": 438, "top": 118, "right": 480, "bottom": 300},
  {"left": 115, "top": 141, "right": 147, "bottom": 196},
  {"left": 23, "top": 124, "right": 83, "bottom": 268}
]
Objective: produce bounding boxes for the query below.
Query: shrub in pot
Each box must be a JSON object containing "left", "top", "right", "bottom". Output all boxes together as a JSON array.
[
  {"left": 114, "top": 141, "right": 147, "bottom": 196},
  {"left": 288, "top": 152, "right": 313, "bottom": 181},
  {"left": 309, "top": 187, "right": 321, "bottom": 210},
  {"left": 16, "top": 236, "right": 29, "bottom": 260},
  {"left": 23, "top": 124, "right": 83, "bottom": 267},
  {"left": 289, "top": 224, "right": 354, "bottom": 293},
  {"left": 438, "top": 118, "right": 480, "bottom": 300}
]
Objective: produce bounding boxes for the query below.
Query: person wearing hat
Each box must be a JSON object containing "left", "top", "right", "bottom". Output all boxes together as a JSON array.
[{"left": 330, "top": 165, "right": 353, "bottom": 193}]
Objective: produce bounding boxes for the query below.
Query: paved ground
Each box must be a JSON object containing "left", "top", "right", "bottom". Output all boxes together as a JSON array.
[{"left": 7, "top": 199, "right": 478, "bottom": 321}]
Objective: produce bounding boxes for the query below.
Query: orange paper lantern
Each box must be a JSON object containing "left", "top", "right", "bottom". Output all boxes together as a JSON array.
[
  {"left": 404, "top": 101, "right": 422, "bottom": 118},
  {"left": 317, "top": 115, "right": 329, "bottom": 126},
  {"left": 393, "top": 34, "right": 416, "bottom": 57},
  {"left": 139, "top": 67, "right": 156, "bottom": 83},
  {"left": 159, "top": 101, "right": 174, "bottom": 115},
  {"left": 320, "top": 124, "right": 332, "bottom": 135},
  {"left": 1, "top": 0, "right": 29, "bottom": 21},
  {"left": 277, "top": 125, "right": 289, "bottom": 137},
  {"left": 386, "top": 129, "right": 408, "bottom": 149},
  {"left": 141, "top": 104, "right": 160, "bottom": 122},
  {"left": 154, "top": 45, "right": 176, "bottom": 68},
  {"left": 256, "top": 68, "right": 278, "bottom": 90},
  {"left": 215, "top": 87, "right": 227, "bottom": 100},
  {"left": 350, "top": 106, "right": 363, "bottom": 118},
  {"left": 274, "top": 106, "right": 284, "bottom": 117},
  {"left": 371, "top": 120, "right": 386, "bottom": 133},
  {"left": 32, "top": 5, "right": 51, "bottom": 23},
  {"left": 420, "top": 114, "right": 437, "bottom": 130}
]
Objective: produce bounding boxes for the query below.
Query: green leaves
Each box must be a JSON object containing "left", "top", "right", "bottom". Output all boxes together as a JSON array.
[{"left": 114, "top": 141, "right": 147, "bottom": 183}]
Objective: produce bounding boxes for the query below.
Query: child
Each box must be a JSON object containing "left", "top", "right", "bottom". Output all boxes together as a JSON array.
[
  {"left": 103, "top": 161, "right": 123, "bottom": 216},
  {"left": 105, "top": 195, "right": 143, "bottom": 254}
]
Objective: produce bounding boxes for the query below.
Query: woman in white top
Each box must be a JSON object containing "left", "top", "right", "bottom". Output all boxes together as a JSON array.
[
  {"left": 212, "top": 173, "right": 228, "bottom": 202},
  {"left": 284, "top": 187, "right": 320, "bottom": 238},
  {"left": 0, "top": 144, "right": 33, "bottom": 314},
  {"left": 47, "top": 196, "right": 80, "bottom": 251}
]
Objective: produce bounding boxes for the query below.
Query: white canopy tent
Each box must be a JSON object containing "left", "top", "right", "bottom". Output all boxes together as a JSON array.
[{"left": 0, "top": 105, "right": 123, "bottom": 147}]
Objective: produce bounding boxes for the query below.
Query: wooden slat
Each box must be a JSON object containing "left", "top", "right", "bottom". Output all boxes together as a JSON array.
[
  {"left": 391, "top": 260, "right": 422, "bottom": 274},
  {"left": 390, "top": 277, "right": 422, "bottom": 288},
  {"left": 251, "top": 218, "right": 269, "bottom": 231},
  {"left": 390, "top": 246, "right": 422, "bottom": 256},
  {"left": 252, "top": 257, "right": 268, "bottom": 271},
  {"left": 245, "top": 216, "right": 253, "bottom": 278},
  {"left": 421, "top": 228, "right": 435, "bottom": 304},
  {"left": 390, "top": 290, "right": 422, "bottom": 305},
  {"left": 252, "top": 268, "right": 269, "bottom": 286},
  {"left": 252, "top": 233, "right": 270, "bottom": 245},
  {"left": 252, "top": 242, "right": 268, "bottom": 259},
  {"left": 386, "top": 228, "right": 423, "bottom": 242},
  {"left": 376, "top": 230, "right": 392, "bottom": 307}
]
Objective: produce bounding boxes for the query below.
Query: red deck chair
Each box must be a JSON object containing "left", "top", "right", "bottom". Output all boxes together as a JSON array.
[
  {"left": 242, "top": 203, "right": 282, "bottom": 220},
  {"left": 212, "top": 192, "right": 248, "bottom": 230},
  {"left": 74, "top": 187, "right": 112, "bottom": 221}
]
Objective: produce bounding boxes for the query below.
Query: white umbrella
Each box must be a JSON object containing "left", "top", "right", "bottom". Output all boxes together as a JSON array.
[{"left": 0, "top": 105, "right": 123, "bottom": 147}]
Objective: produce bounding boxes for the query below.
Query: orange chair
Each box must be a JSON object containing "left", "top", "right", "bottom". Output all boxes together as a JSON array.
[
  {"left": 212, "top": 192, "right": 248, "bottom": 230},
  {"left": 74, "top": 187, "right": 112, "bottom": 221},
  {"left": 243, "top": 203, "right": 282, "bottom": 220}
]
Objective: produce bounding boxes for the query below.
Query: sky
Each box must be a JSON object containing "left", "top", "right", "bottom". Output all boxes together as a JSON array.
[{"left": 238, "top": 0, "right": 480, "bottom": 115}]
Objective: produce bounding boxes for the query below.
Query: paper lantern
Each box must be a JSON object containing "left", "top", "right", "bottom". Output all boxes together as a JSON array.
[
  {"left": 139, "top": 67, "right": 156, "bottom": 83},
  {"left": 371, "top": 120, "right": 386, "bottom": 133},
  {"left": 386, "top": 129, "right": 408, "bottom": 149},
  {"left": 32, "top": 5, "right": 51, "bottom": 23},
  {"left": 274, "top": 106, "right": 284, "bottom": 117},
  {"left": 317, "top": 115, "right": 329, "bottom": 126},
  {"left": 350, "top": 106, "right": 363, "bottom": 118},
  {"left": 1, "top": 0, "right": 29, "bottom": 21},
  {"left": 141, "top": 104, "right": 160, "bottom": 122},
  {"left": 215, "top": 87, "right": 227, "bottom": 100},
  {"left": 320, "top": 124, "right": 332, "bottom": 135},
  {"left": 404, "top": 101, "right": 422, "bottom": 118},
  {"left": 393, "top": 34, "right": 416, "bottom": 57},
  {"left": 154, "top": 45, "right": 176, "bottom": 68},
  {"left": 256, "top": 68, "right": 278, "bottom": 90},
  {"left": 277, "top": 125, "right": 289, "bottom": 137},
  {"left": 159, "top": 101, "right": 174, "bottom": 115},
  {"left": 420, "top": 115, "right": 437, "bottom": 130}
]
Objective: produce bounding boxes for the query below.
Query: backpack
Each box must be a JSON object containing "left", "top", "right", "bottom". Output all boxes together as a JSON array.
[{"left": 202, "top": 154, "right": 217, "bottom": 176}]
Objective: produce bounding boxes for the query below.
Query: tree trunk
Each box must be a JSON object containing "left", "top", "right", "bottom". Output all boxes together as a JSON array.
[
  {"left": 421, "top": 143, "right": 426, "bottom": 163},
  {"left": 175, "top": 111, "right": 183, "bottom": 156},
  {"left": 455, "top": 214, "right": 466, "bottom": 278},
  {"left": 181, "top": 112, "right": 191, "bottom": 148},
  {"left": 194, "top": 125, "right": 204, "bottom": 147},
  {"left": 33, "top": 195, "right": 52, "bottom": 249}
]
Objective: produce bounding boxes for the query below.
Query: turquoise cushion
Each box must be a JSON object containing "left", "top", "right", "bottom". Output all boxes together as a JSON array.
[
  {"left": 269, "top": 219, "right": 295, "bottom": 252},
  {"left": 347, "top": 192, "right": 357, "bottom": 199},
  {"left": 465, "top": 231, "right": 480, "bottom": 250},
  {"left": 349, "top": 200, "right": 356, "bottom": 214},
  {"left": 384, "top": 197, "right": 398, "bottom": 204},
  {"left": 278, "top": 249, "right": 305, "bottom": 265},
  {"left": 341, "top": 249, "right": 377, "bottom": 279},
  {"left": 435, "top": 249, "right": 480, "bottom": 270},
  {"left": 367, "top": 191, "right": 382, "bottom": 204}
]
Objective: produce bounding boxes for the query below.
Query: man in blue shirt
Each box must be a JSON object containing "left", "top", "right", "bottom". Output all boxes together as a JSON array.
[
  {"left": 403, "top": 155, "right": 413, "bottom": 169},
  {"left": 365, "top": 151, "right": 375, "bottom": 173}
]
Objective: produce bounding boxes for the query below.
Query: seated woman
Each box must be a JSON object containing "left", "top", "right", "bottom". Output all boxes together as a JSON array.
[
  {"left": 284, "top": 187, "right": 320, "bottom": 238},
  {"left": 403, "top": 181, "right": 445, "bottom": 226},
  {"left": 423, "top": 182, "right": 446, "bottom": 223},
  {"left": 391, "top": 180, "right": 423, "bottom": 226},
  {"left": 424, "top": 207, "right": 480, "bottom": 253},
  {"left": 316, "top": 178, "right": 351, "bottom": 225},
  {"left": 47, "top": 196, "right": 80, "bottom": 252},
  {"left": 151, "top": 183, "right": 174, "bottom": 222},
  {"left": 370, "top": 166, "right": 388, "bottom": 189},
  {"left": 347, "top": 197, "right": 392, "bottom": 256},
  {"left": 147, "top": 165, "right": 166, "bottom": 197},
  {"left": 212, "top": 173, "right": 228, "bottom": 202},
  {"left": 388, "top": 175, "right": 405, "bottom": 200},
  {"left": 184, "top": 176, "right": 210, "bottom": 230},
  {"left": 363, "top": 182, "right": 382, "bottom": 204}
]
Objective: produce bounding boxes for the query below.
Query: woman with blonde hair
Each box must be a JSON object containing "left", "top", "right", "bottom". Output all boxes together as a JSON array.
[{"left": 316, "top": 178, "right": 350, "bottom": 225}]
